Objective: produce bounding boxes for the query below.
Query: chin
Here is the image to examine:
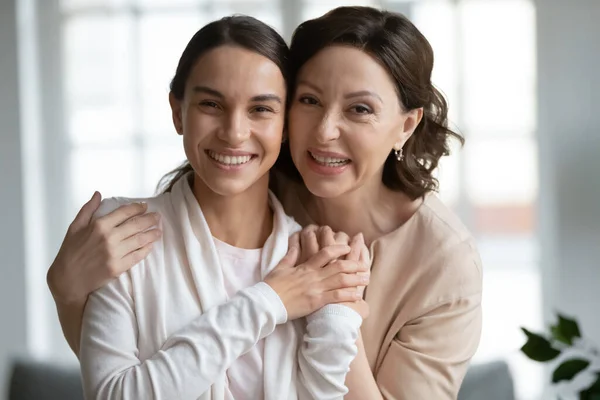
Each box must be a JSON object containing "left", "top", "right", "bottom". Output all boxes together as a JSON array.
[{"left": 302, "top": 175, "right": 351, "bottom": 199}]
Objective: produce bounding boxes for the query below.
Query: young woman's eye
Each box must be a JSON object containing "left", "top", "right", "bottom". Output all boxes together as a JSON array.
[
  {"left": 351, "top": 104, "right": 372, "bottom": 114},
  {"left": 298, "top": 96, "right": 319, "bottom": 105}
]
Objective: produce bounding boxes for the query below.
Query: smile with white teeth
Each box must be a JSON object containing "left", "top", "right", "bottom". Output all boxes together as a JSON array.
[
  {"left": 309, "top": 151, "right": 350, "bottom": 166},
  {"left": 207, "top": 150, "right": 253, "bottom": 166}
]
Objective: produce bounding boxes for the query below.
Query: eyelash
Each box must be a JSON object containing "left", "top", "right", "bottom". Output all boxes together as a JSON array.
[
  {"left": 199, "top": 102, "right": 274, "bottom": 114},
  {"left": 199, "top": 101, "right": 219, "bottom": 109},
  {"left": 298, "top": 96, "right": 373, "bottom": 115},
  {"left": 252, "top": 106, "right": 274, "bottom": 113}
]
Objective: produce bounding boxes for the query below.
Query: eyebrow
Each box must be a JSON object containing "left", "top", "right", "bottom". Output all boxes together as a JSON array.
[
  {"left": 192, "top": 86, "right": 282, "bottom": 104},
  {"left": 296, "top": 80, "right": 383, "bottom": 103},
  {"left": 344, "top": 90, "right": 383, "bottom": 103}
]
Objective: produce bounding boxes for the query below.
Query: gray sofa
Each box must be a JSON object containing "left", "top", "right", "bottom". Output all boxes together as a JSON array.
[{"left": 8, "top": 358, "right": 514, "bottom": 400}]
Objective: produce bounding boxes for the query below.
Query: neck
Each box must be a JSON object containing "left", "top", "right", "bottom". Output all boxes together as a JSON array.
[
  {"left": 304, "top": 177, "right": 420, "bottom": 246},
  {"left": 192, "top": 174, "right": 273, "bottom": 249}
]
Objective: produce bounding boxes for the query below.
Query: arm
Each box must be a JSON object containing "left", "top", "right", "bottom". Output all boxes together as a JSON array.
[
  {"left": 297, "top": 304, "right": 363, "bottom": 400},
  {"left": 80, "top": 276, "right": 286, "bottom": 400},
  {"left": 47, "top": 194, "right": 161, "bottom": 356},
  {"left": 344, "top": 292, "right": 482, "bottom": 400}
]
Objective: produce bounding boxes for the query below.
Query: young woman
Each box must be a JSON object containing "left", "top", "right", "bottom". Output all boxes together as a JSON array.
[
  {"left": 72, "top": 16, "right": 370, "bottom": 400},
  {"left": 48, "top": 6, "right": 482, "bottom": 399}
]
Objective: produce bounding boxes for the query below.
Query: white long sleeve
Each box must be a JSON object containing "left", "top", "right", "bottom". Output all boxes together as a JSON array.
[
  {"left": 80, "top": 280, "right": 286, "bottom": 400},
  {"left": 80, "top": 276, "right": 362, "bottom": 400},
  {"left": 298, "top": 305, "right": 362, "bottom": 400}
]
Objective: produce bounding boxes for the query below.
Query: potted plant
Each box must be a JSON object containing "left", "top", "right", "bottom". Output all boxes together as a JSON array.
[{"left": 521, "top": 313, "right": 600, "bottom": 399}]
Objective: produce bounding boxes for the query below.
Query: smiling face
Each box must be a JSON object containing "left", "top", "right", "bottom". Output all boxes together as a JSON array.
[
  {"left": 169, "top": 45, "right": 286, "bottom": 197},
  {"left": 288, "top": 45, "right": 421, "bottom": 199}
]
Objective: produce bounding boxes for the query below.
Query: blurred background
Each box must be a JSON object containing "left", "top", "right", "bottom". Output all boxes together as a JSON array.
[{"left": 1, "top": 0, "right": 598, "bottom": 399}]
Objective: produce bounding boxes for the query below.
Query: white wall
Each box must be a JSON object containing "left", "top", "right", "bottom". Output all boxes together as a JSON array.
[
  {"left": 537, "top": 0, "right": 600, "bottom": 342},
  {"left": 0, "top": 0, "right": 29, "bottom": 397}
]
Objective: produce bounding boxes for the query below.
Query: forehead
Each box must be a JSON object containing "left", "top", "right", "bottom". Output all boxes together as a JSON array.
[
  {"left": 186, "top": 45, "right": 286, "bottom": 97},
  {"left": 297, "top": 45, "right": 397, "bottom": 94}
]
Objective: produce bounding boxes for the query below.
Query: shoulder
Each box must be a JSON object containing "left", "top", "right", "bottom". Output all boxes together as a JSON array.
[
  {"left": 373, "top": 194, "right": 482, "bottom": 312},
  {"left": 93, "top": 192, "right": 172, "bottom": 220}
]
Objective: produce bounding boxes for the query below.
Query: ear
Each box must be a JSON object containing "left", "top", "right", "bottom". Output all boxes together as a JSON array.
[
  {"left": 394, "top": 107, "right": 424, "bottom": 149},
  {"left": 169, "top": 92, "right": 184, "bottom": 135}
]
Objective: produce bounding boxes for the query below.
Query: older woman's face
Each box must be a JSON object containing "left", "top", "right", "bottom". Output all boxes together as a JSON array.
[{"left": 288, "top": 45, "right": 418, "bottom": 199}]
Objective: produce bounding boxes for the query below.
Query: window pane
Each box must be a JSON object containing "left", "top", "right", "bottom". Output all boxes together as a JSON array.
[
  {"left": 142, "top": 141, "right": 186, "bottom": 195},
  {"left": 465, "top": 136, "right": 537, "bottom": 206},
  {"left": 411, "top": 0, "right": 460, "bottom": 124},
  {"left": 61, "top": 0, "right": 128, "bottom": 11},
  {"left": 465, "top": 136, "right": 537, "bottom": 235},
  {"left": 69, "top": 147, "right": 141, "bottom": 216},
  {"left": 460, "top": 0, "right": 536, "bottom": 136},
  {"left": 301, "top": 0, "right": 380, "bottom": 21},
  {"left": 210, "top": 5, "right": 282, "bottom": 33},
  {"left": 139, "top": 12, "right": 204, "bottom": 138},
  {"left": 64, "top": 14, "right": 136, "bottom": 144}
]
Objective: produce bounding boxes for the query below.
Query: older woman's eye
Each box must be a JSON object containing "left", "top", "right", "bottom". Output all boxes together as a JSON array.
[
  {"left": 298, "top": 96, "right": 319, "bottom": 105},
  {"left": 351, "top": 105, "right": 372, "bottom": 114}
]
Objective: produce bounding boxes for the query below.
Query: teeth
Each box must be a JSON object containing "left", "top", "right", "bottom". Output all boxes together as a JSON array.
[
  {"left": 208, "top": 151, "right": 252, "bottom": 165},
  {"left": 310, "top": 152, "right": 350, "bottom": 166}
]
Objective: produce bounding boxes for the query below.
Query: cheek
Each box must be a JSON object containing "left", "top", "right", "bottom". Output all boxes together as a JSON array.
[
  {"left": 256, "top": 120, "right": 284, "bottom": 153},
  {"left": 288, "top": 108, "right": 313, "bottom": 146}
]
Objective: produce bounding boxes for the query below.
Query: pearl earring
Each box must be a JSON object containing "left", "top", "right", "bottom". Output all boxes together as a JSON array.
[{"left": 394, "top": 148, "right": 404, "bottom": 161}]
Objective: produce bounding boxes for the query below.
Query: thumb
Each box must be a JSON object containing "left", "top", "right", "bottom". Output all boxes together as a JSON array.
[
  {"left": 71, "top": 191, "right": 102, "bottom": 231},
  {"left": 278, "top": 237, "right": 300, "bottom": 269}
]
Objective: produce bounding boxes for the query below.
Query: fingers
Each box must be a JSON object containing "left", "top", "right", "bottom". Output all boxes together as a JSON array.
[
  {"left": 303, "top": 244, "right": 351, "bottom": 269},
  {"left": 333, "top": 231, "right": 350, "bottom": 246},
  {"left": 278, "top": 238, "right": 300, "bottom": 269},
  {"left": 320, "top": 288, "right": 364, "bottom": 305},
  {"left": 346, "top": 233, "right": 363, "bottom": 261},
  {"left": 118, "top": 228, "right": 162, "bottom": 258},
  {"left": 323, "top": 259, "right": 370, "bottom": 276},
  {"left": 116, "top": 212, "right": 161, "bottom": 241},
  {"left": 70, "top": 191, "right": 102, "bottom": 231},
  {"left": 288, "top": 232, "right": 300, "bottom": 251},
  {"left": 101, "top": 202, "right": 149, "bottom": 229},
  {"left": 318, "top": 226, "right": 336, "bottom": 247},
  {"left": 299, "top": 225, "right": 319, "bottom": 264},
  {"left": 321, "top": 271, "right": 370, "bottom": 291},
  {"left": 120, "top": 242, "right": 155, "bottom": 272}
]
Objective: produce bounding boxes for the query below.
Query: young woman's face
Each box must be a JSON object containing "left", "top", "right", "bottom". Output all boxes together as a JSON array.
[
  {"left": 288, "top": 45, "right": 420, "bottom": 198},
  {"left": 170, "top": 45, "right": 286, "bottom": 197}
]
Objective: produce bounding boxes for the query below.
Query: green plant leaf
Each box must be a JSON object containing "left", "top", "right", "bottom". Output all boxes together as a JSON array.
[
  {"left": 520, "top": 327, "right": 561, "bottom": 362},
  {"left": 551, "top": 314, "right": 582, "bottom": 345},
  {"left": 552, "top": 359, "right": 590, "bottom": 383},
  {"left": 579, "top": 373, "right": 600, "bottom": 400}
]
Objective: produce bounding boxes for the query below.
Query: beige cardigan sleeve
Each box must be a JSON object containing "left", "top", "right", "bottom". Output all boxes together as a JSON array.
[{"left": 374, "top": 240, "right": 483, "bottom": 400}]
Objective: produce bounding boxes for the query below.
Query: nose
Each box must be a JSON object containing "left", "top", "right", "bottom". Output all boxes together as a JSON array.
[
  {"left": 217, "top": 110, "right": 250, "bottom": 146},
  {"left": 315, "top": 112, "right": 340, "bottom": 144}
]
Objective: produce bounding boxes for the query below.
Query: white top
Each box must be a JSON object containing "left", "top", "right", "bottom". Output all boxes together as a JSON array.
[
  {"left": 79, "top": 174, "right": 363, "bottom": 400},
  {"left": 214, "top": 238, "right": 265, "bottom": 399}
]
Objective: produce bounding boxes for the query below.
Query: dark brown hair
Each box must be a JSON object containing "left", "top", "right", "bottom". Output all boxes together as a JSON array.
[
  {"left": 157, "top": 15, "right": 291, "bottom": 193},
  {"left": 274, "top": 6, "right": 464, "bottom": 199}
]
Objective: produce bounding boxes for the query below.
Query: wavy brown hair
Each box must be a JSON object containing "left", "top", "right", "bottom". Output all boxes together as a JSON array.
[{"left": 273, "top": 6, "right": 463, "bottom": 199}]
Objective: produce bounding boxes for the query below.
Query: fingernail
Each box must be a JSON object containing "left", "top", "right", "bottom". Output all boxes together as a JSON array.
[
  {"left": 355, "top": 290, "right": 363, "bottom": 299},
  {"left": 361, "top": 275, "right": 369, "bottom": 284}
]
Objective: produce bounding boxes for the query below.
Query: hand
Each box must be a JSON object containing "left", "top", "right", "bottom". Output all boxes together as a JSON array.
[
  {"left": 264, "top": 233, "right": 370, "bottom": 320},
  {"left": 47, "top": 192, "right": 162, "bottom": 305},
  {"left": 306, "top": 225, "right": 371, "bottom": 319}
]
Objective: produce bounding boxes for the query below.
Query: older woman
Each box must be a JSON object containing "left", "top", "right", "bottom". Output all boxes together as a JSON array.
[{"left": 48, "top": 6, "right": 482, "bottom": 399}]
